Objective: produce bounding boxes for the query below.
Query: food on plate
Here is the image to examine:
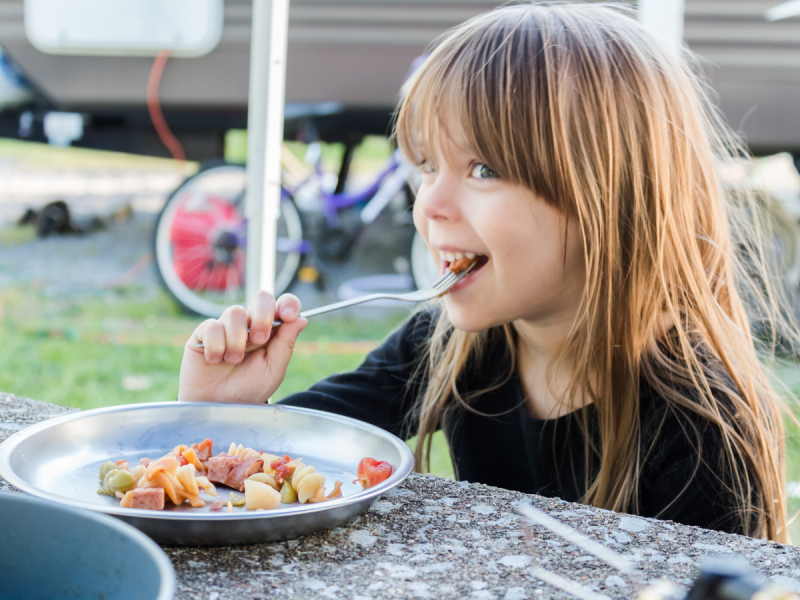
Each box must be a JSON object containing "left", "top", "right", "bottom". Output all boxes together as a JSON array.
[
  {"left": 290, "top": 458, "right": 344, "bottom": 503},
  {"left": 206, "top": 454, "right": 264, "bottom": 492},
  {"left": 448, "top": 255, "right": 474, "bottom": 274},
  {"left": 119, "top": 487, "right": 165, "bottom": 510},
  {"left": 244, "top": 479, "right": 281, "bottom": 510},
  {"left": 280, "top": 481, "right": 297, "bottom": 504},
  {"left": 356, "top": 458, "right": 393, "bottom": 489},
  {"left": 227, "top": 492, "right": 246, "bottom": 507},
  {"left": 97, "top": 465, "right": 136, "bottom": 497},
  {"left": 97, "top": 440, "right": 354, "bottom": 512}
]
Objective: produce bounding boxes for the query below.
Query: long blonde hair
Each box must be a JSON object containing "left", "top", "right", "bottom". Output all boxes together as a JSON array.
[{"left": 395, "top": 2, "right": 796, "bottom": 541}]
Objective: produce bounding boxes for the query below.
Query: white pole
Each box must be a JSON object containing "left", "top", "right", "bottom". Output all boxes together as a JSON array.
[
  {"left": 637, "top": 0, "right": 685, "bottom": 54},
  {"left": 245, "top": 0, "right": 290, "bottom": 302},
  {"left": 765, "top": 1, "right": 800, "bottom": 21}
]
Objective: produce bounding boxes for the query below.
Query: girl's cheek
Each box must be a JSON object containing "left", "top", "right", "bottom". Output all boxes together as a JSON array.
[{"left": 412, "top": 201, "right": 429, "bottom": 241}]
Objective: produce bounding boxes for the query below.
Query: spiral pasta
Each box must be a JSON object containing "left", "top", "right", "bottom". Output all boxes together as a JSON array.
[
  {"left": 290, "top": 462, "right": 329, "bottom": 504},
  {"left": 226, "top": 442, "right": 262, "bottom": 461}
]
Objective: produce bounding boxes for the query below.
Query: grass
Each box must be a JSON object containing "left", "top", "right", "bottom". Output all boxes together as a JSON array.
[
  {"left": 226, "top": 129, "right": 394, "bottom": 178},
  {"left": 0, "top": 281, "right": 455, "bottom": 478},
  {"left": 0, "top": 137, "right": 196, "bottom": 172}
]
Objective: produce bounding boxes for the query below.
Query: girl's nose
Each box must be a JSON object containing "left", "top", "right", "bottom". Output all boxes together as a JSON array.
[{"left": 417, "top": 174, "right": 459, "bottom": 222}]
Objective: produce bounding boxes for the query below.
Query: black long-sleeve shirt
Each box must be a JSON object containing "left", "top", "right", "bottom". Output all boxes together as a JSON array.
[{"left": 280, "top": 309, "right": 746, "bottom": 534}]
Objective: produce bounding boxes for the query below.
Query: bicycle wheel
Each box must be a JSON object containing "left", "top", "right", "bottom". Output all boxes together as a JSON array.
[
  {"left": 153, "top": 163, "right": 304, "bottom": 317},
  {"left": 410, "top": 229, "right": 440, "bottom": 290}
]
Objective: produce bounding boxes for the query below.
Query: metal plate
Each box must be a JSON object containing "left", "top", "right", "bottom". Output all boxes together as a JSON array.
[{"left": 0, "top": 402, "right": 415, "bottom": 545}]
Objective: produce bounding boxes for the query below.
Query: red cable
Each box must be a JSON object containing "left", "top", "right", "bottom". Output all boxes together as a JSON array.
[{"left": 147, "top": 50, "right": 186, "bottom": 161}]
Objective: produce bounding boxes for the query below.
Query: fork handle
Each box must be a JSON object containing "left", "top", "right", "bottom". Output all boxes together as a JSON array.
[
  {"left": 195, "top": 293, "right": 398, "bottom": 348},
  {"left": 272, "top": 292, "right": 403, "bottom": 326}
]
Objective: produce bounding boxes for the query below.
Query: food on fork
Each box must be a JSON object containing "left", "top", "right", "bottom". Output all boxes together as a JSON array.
[{"left": 448, "top": 255, "right": 474, "bottom": 273}]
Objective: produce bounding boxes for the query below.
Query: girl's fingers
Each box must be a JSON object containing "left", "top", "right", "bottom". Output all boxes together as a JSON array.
[
  {"left": 275, "top": 294, "right": 302, "bottom": 323},
  {"left": 201, "top": 320, "right": 226, "bottom": 365},
  {"left": 187, "top": 319, "right": 213, "bottom": 353},
  {"left": 247, "top": 291, "right": 276, "bottom": 346},
  {"left": 265, "top": 317, "right": 309, "bottom": 380},
  {"left": 219, "top": 305, "right": 249, "bottom": 364}
]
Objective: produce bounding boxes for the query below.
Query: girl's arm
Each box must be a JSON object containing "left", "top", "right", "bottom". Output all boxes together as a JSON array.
[{"left": 278, "top": 309, "right": 436, "bottom": 439}]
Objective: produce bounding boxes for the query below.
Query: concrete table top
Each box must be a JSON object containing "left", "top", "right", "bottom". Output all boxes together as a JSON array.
[{"left": 3, "top": 391, "right": 800, "bottom": 600}]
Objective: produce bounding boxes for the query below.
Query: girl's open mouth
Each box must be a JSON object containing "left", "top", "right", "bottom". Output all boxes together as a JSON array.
[
  {"left": 442, "top": 254, "right": 489, "bottom": 293},
  {"left": 443, "top": 253, "right": 489, "bottom": 275}
]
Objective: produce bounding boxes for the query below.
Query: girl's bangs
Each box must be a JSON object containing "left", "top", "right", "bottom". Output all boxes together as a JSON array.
[
  {"left": 395, "top": 9, "right": 552, "bottom": 202},
  {"left": 396, "top": 60, "right": 468, "bottom": 167}
]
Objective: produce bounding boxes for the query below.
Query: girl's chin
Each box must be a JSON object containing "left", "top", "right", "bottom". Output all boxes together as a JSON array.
[{"left": 443, "top": 301, "right": 497, "bottom": 333}]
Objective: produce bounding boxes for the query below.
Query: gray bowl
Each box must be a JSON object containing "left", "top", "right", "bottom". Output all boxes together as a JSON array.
[{"left": 0, "top": 491, "right": 175, "bottom": 600}]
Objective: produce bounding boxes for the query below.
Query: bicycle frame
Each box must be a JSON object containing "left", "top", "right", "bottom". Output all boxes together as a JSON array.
[
  {"left": 231, "top": 148, "right": 410, "bottom": 254},
  {"left": 313, "top": 149, "right": 408, "bottom": 227}
]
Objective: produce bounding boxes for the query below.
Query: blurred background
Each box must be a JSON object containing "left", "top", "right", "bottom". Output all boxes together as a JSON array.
[{"left": 5, "top": 0, "right": 800, "bottom": 535}]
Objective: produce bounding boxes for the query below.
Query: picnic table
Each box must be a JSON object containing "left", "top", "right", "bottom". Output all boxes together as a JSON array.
[{"left": 3, "top": 391, "right": 800, "bottom": 600}]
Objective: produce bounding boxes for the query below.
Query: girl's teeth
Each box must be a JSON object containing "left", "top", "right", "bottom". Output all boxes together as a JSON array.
[
  {"left": 445, "top": 252, "right": 456, "bottom": 262},
  {"left": 454, "top": 251, "right": 464, "bottom": 260},
  {"left": 465, "top": 252, "right": 475, "bottom": 260}
]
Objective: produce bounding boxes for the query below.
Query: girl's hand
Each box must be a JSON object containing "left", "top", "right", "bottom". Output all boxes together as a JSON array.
[{"left": 177, "top": 291, "right": 308, "bottom": 404}]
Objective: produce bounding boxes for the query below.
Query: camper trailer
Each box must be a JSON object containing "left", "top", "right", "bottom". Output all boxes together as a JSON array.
[{"left": 0, "top": 0, "right": 797, "bottom": 159}]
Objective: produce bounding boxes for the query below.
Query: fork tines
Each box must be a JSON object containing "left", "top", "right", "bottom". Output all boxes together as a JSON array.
[
  {"left": 439, "top": 261, "right": 477, "bottom": 289},
  {"left": 434, "top": 270, "right": 459, "bottom": 290}
]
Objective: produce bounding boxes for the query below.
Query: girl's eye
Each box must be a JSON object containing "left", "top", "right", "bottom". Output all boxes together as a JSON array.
[
  {"left": 470, "top": 163, "right": 499, "bottom": 179},
  {"left": 420, "top": 159, "right": 436, "bottom": 174}
]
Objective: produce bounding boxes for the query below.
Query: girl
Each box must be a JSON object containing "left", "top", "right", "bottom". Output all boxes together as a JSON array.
[{"left": 178, "top": 2, "right": 796, "bottom": 541}]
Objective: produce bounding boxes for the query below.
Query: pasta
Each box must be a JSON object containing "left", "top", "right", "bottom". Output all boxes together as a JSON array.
[
  {"left": 98, "top": 439, "right": 357, "bottom": 512},
  {"left": 111, "top": 452, "right": 215, "bottom": 510},
  {"left": 448, "top": 255, "right": 473, "bottom": 273}
]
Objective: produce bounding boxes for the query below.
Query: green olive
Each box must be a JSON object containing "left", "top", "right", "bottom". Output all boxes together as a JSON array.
[
  {"left": 98, "top": 461, "right": 118, "bottom": 481},
  {"left": 280, "top": 481, "right": 297, "bottom": 504},
  {"left": 228, "top": 492, "right": 246, "bottom": 507}
]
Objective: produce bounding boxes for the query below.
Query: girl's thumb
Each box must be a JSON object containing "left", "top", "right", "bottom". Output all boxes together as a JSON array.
[{"left": 265, "top": 317, "right": 308, "bottom": 376}]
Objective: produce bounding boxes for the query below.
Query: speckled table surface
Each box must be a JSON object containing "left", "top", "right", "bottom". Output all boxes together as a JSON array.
[{"left": 3, "top": 392, "right": 800, "bottom": 600}]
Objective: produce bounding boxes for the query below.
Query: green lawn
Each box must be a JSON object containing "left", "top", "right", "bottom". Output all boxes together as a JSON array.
[
  {"left": 0, "top": 282, "right": 456, "bottom": 481},
  {"left": 0, "top": 137, "right": 196, "bottom": 171}
]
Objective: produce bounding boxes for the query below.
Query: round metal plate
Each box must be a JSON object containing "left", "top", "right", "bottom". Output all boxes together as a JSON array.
[{"left": 0, "top": 402, "right": 414, "bottom": 545}]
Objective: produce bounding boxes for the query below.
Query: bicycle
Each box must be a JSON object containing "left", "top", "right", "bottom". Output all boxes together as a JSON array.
[{"left": 153, "top": 144, "right": 437, "bottom": 317}]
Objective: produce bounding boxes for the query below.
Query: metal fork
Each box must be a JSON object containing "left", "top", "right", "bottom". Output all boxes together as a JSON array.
[{"left": 196, "top": 261, "right": 475, "bottom": 347}]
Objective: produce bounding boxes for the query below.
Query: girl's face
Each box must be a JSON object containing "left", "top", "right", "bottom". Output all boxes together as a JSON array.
[{"left": 414, "top": 129, "right": 586, "bottom": 333}]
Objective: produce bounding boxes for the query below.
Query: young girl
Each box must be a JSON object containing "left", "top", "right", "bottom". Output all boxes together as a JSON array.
[{"left": 178, "top": 2, "right": 795, "bottom": 541}]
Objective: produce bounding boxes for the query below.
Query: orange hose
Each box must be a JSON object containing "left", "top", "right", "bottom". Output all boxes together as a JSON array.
[{"left": 147, "top": 50, "right": 186, "bottom": 161}]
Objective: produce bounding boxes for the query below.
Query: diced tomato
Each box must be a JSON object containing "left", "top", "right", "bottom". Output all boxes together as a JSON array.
[
  {"left": 177, "top": 455, "right": 189, "bottom": 466},
  {"left": 270, "top": 455, "right": 295, "bottom": 484},
  {"left": 196, "top": 438, "right": 214, "bottom": 452},
  {"left": 356, "top": 458, "right": 393, "bottom": 489}
]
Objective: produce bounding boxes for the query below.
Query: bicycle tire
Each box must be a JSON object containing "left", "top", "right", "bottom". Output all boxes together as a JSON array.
[{"left": 153, "top": 163, "right": 304, "bottom": 318}]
